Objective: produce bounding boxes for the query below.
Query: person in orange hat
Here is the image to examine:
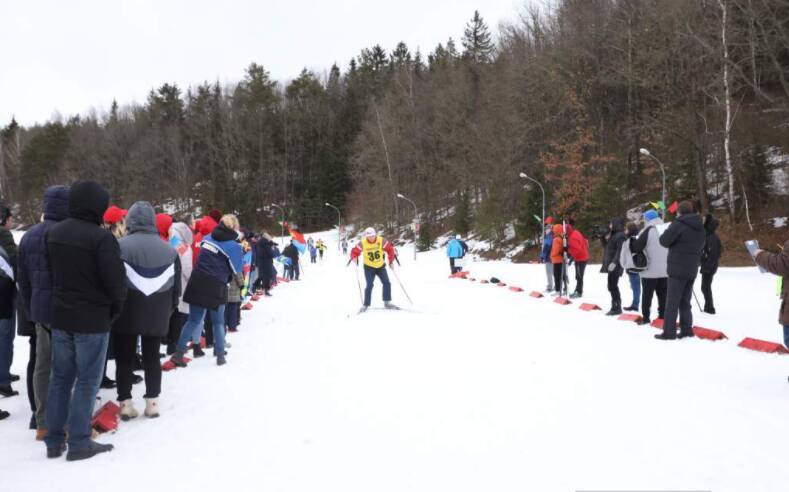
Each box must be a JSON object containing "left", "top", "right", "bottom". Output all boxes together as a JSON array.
[{"left": 549, "top": 223, "right": 566, "bottom": 296}]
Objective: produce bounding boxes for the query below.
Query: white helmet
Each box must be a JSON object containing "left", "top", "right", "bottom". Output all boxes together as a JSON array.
[
  {"left": 364, "top": 227, "right": 376, "bottom": 238},
  {"left": 455, "top": 234, "right": 461, "bottom": 240}
]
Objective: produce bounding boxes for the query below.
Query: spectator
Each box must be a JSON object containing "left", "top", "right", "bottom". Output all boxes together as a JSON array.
[
  {"left": 630, "top": 209, "right": 669, "bottom": 325},
  {"left": 282, "top": 241, "right": 300, "bottom": 280},
  {"left": 113, "top": 202, "right": 180, "bottom": 421},
  {"left": 602, "top": 218, "right": 626, "bottom": 316},
  {"left": 0, "top": 203, "right": 17, "bottom": 400},
  {"left": 155, "top": 213, "right": 173, "bottom": 242},
  {"left": 700, "top": 213, "right": 722, "bottom": 314},
  {"left": 540, "top": 224, "right": 554, "bottom": 293},
  {"left": 255, "top": 232, "right": 277, "bottom": 296},
  {"left": 656, "top": 201, "right": 705, "bottom": 340},
  {"left": 565, "top": 221, "right": 589, "bottom": 298},
  {"left": 45, "top": 180, "right": 127, "bottom": 461},
  {"left": 172, "top": 215, "right": 243, "bottom": 367},
  {"left": 754, "top": 240, "right": 789, "bottom": 352},
  {"left": 17, "top": 185, "right": 70, "bottom": 439},
  {"left": 101, "top": 204, "right": 128, "bottom": 389},
  {"left": 621, "top": 222, "right": 642, "bottom": 312},
  {"left": 550, "top": 224, "right": 566, "bottom": 296},
  {"left": 168, "top": 221, "right": 194, "bottom": 356}
]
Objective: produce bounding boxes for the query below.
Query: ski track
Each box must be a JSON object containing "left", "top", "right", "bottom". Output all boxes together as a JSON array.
[{"left": 1, "top": 232, "right": 788, "bottom": 492}]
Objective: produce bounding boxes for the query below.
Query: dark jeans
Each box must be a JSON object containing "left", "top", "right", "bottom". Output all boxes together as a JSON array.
[
  {"left": 363, "top": 265, "right": 391, "bottom": 307},
  {"left": 784, "top": 325, "right": 789, "bottom": 349},
  {"left": 167, "top": 311, "right": 187, "bottom": 355},
  {"left": 641, "top": 277, "right": 667, "bottom": 321},
  {"left": 204, "top": 311, "right": 214, "bottom": 347},
  {"left": 552, "top": 263, "right": 565, "bottom": 295},
  {"left": 225, "top": 302, "right": 241, "bottom": 330},
  {"left": 45, "top": 329, "right": 109, "bottom": 452},
  {"left": 607, "top": 270, "right": 622, "bottom": 309},
  {"left": 701, "top": 272, "right": 715, "bottom": 311},
  {"left": 574, "top": 261, "right": 586, "bottom": 295},
  {"left": 27, "top": 334, "right": 37, "bottom": 414},
  {"left": 0, "top": 315, "right": 15, "bottom": 386},
  {"left": 114, "top": 333, "right": 161, "bottom": 401},
  {"left": 663, "top": 275, "right": 696, "bottom": 337}
]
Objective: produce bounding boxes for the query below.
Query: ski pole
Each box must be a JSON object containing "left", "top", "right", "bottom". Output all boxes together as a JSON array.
[
  {"left": 692, "top": 289, "right": 702, "bottom": 311},
  {"left": 390, "top": 263, "right": 413, "bottom": 305},
  {"left": 354, "top": 261, "right": 363, "bottom": 304}
]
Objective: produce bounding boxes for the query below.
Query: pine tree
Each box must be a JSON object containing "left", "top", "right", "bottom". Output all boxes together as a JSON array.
[
  {"left": 453, "top": 191, "right": 471, "bottom": 236},
  {"left": 462, "top": 11, "right": 494, "bottom": 63},
  {"left": 417, "top": 217, "right": 434, "bottom": 251}
]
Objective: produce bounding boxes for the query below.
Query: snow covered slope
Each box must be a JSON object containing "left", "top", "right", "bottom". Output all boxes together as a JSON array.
[{"left": 1, "top": 231, "right": 787, "bottom": 492}]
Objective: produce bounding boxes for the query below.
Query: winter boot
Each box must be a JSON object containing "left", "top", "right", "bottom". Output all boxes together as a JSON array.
[
  {"left": 605, "top": 305, "right": 622, "bottom": 316},
  {"left": 100, "top": 377, "right": 116, "bottom": 389},
  {"left": 358, "top": 305, "right": 368, "bottom": 314},
  {"left": 0, "top": 409, "right": 9, "bottom": 420},
  {"left": 623, "top": 305, "right": 638, "bottom": 312},
  {"left": 119, "top": 399, "right": 139, "bottom": 421},
  {"left": 131, "top": 374, "right": 143, "bottom": 385},
  {"left": 29, "top": 414, "right": 37, "bottom": 430},
  {"left": 654, "top": 332, "right": 677, "bottom": 340},
  {"left": 569, "top": 291, "right": 582, "bottom": 299},
  {"left": 66, "top": 441, "right": 114, "bottom": 462},
  {"left": 678, "top": 329, "right": 695, "bottom": 339},
  {"left": 0, "top": 384, "right": 18, "bottom": 397},
  {"left": 217, "top": 354, "right": 227, "bottom": 366},
  {"left": 636, "top": 318, "right": 651, "bottom": 325},
  {"left": 46, "top": 443, "right": 66, "bottom": 459},
  {"left": 170, "top": 351, "right": 188, "bottom": 368},
  {"left": 144, "top": 398, "right": 159, "bottom": 418},
  {"left": 192, "top": 344, "right": 205, "bottom": 358},
  {"left": 384, "top": 301, "right": 399, "bottom": 310}
]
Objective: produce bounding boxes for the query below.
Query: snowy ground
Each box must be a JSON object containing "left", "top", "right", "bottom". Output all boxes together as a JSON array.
[{"left": 1, "top": 231, "right": 788, "bottom": 492}]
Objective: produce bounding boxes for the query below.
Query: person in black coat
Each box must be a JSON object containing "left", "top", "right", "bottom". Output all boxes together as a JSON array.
[
  {"left": 113, "top": 202, "right": 180, "bottom": 420},
  {"left": 602, "top": 217, "right": 626, "bottom": 316},
  {"left": 700, "top": 214, "right": 722, "bottom": 314},
  {"left": 44, "top": 180, "right": 127, "bottom": 461},
  {"left": 655, "top": 201, "right": 706, "bottom": 340},
  {"left": 282, "top": 242, "right": 300, "bottom": 280},
  {"left": 0, "top": 203, "right": 17, "bottom": 400},
  {"left": 255, "top": 233, "right": 276, "bottom": 295},
  {"left": 17, "top": 185, "right": 70, "bottom": 436}
]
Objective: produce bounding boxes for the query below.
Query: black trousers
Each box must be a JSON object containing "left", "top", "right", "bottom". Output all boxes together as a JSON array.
[
  {"left": 701, "top": 272, "right": 715, "bottom": 311},
  {"left": 574, "top": 262, "right": 587, "bottom": 295},
  {"left": 114, "top": 333, "right": 162, "bottom": 401},
  {"left": 204, "top": 313, "right": 214, "bottom": 347},
  {"left": 553, "top": 263, "right": 565, "bottom": 295},
  {"left": 663, "top": 275, "right": 696, "bottom": 337},
  {"left": 607, "top": 270, "right": 622, "bottom": 309},
  {"left": 167, "top": 311, "right": 187, "bottom": 355},
  {"left": 641, "top": 277, "right": 667, "bottom": 321},
  {"left": 27, "top": 334, "right": 36, "bottom": 413}
]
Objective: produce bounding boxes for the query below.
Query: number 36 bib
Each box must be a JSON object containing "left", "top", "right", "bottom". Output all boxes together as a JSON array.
[{"left": 361, "top": 237, "right": 385, "bottom": 268}]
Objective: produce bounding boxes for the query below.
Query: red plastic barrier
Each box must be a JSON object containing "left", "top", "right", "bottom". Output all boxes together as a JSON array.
[
  {"left": 579, "top": 303, "right": 601, "bottom": 311},
  {"left": 692, "top": 326, "right": 727, "bottom": 341},
  {"left": 449, "top": 272, "right": 469, "bottom": 279},
  {"left": 737, "top": 338, "right": 789, "bottom": 354},
  {"left": 618, "top": 313, "right": 643, "bottom": 323},
  {"left": 509, "top": 286, "right": 524, "bottom": 292},
  {"left": 554, "top": 297, "right": 572, "bottom": 305},
  {"left": 480, "top": 280, "right": 489, "bottom": 284},
  {"left": 92, "top": 401, "right": 120, "bottom": 433},
  {"left": 162, "top": 356, "right": 192, "bottom": 372},
  {"left": 529, "top": 291, "right": 543, "bottom": 298},
  {"left": 469, "top": 278, "right": 477, "bottom": 282},
  {"left": 241, "top": 302, "right": 253, "bottom": 311},
  {"left": 496, "top": 283, "right": 507, "bottom": 287},
  {"left": 650, "top": 319, "right": 664, "bottom": 329},
  {"left": 277, "top": 277, "right": 290, "bottom": 283}
]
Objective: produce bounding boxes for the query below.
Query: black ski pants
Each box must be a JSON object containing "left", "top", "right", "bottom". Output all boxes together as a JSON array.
[
  {"left": 641, "top": 277, "right": 667, "bottom": 322},
  {"left": 662, "top": 275, "right": 696, "bottom": 337}
]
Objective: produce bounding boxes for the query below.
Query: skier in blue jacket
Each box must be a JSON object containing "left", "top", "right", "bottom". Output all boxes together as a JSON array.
[{"left": 446, "top": 234, "right": 468, "bottom": 274}]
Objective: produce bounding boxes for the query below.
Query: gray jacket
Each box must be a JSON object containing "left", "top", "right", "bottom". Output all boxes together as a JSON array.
[{"left": 631, "top": 217, "right": 668, "bottom": 279}]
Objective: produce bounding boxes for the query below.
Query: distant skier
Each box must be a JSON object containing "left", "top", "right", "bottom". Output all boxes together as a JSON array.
[
  {"left": 341, "top": 238, "right": 348, "bottom": 255},
  {"left": 317, "top": 239, "right": 327, "bottom": 260},
  {"left": 446, "top": 234, "right": 467, "bottom": 274},
  {"left": 350, "top": 227, "right": 397, "bottom": 312},
  {"left": 309, "top": 243, "right": 318, "bottom": 264}
]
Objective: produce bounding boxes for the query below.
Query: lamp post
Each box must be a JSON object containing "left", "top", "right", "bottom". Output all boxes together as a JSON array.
[
  {"left": 270, "top": 203, "right": 285, "bottom": 246},
  {"left": 396, "top": 193, "right": 418, "bottom": 261},
  {"left": 324, "top": 202, "right": 342, "bottom": 251},
  {"left": 639, "top": 148, "right": 667, "bottom": 214},
  {"left": 519, "top": 172, "right": 545, "bottom": 241}
]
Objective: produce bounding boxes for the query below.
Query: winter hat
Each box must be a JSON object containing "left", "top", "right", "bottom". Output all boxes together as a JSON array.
[
  {"left": 364, "top": 227, "right": 376, "bottom": 238},
  {"left": 455, "top": 234, "right": 461, "bottom": 240},
  {"left": 156, "top": 213, "right": 173, "bottom": 241},
  {"left": 643, "top": 209, "right": 659, "bottom": 222},
  {"left": 552, "top": 224, "right": 564, "bottom": 236},
  {"left": 103, "top": 205, "right": 127, "bottom": 225},
  {"left": 208, "top": 209, "right": 223, "bottom": 223},
  {"left": 545, "top": 216, "right": 554, "bottom": 225}
]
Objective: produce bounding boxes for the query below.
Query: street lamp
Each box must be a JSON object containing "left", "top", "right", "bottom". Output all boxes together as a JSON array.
[
  {"left": 396, "top": 193, "right": 418, "bottom": 261},
  {"left": 270, "top": 203, "right": 285, "bottom": 246},
  {"left": 519, "top": 172, "right": 545, "bottom": 241},
  {"left": 324, "top": 202, "right": 342, "bottom": 251},
  {"left": 639, "top": 148, "right": 667, "bottom": 215}
]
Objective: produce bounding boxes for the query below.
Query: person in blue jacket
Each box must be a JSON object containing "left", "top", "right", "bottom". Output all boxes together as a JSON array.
[
  {"left": 540, "top": 224, "right": 554, "bottom": 292},
  {"left": 446, "top": 234, "right": 466, "bottom": 274}
]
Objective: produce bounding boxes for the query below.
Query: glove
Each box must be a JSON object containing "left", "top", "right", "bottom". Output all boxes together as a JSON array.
[{"left": 607, "top": 263, "right": 616, "bottom": 272}]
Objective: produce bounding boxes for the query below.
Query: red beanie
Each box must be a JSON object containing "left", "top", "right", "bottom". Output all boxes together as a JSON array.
[
  {"left": 208, "top": 209, "right": 222, "bottom": 223},
  {"left": 103, "top": 205, "right": 127, "bottom": 225},
  {"left": 156, "top": 213, "right": 173, "bottom": 241}
]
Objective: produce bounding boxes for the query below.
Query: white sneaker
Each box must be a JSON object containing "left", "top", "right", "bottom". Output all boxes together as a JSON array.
[
  {"left": 119, "top": 399, "right": 139, "bottom": 421},
  {"left": 144, "top": 397, "right": 159, "bottom": 419}
]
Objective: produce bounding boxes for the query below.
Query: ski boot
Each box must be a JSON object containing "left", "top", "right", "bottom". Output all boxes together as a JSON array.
[{"left": 384, "top": 301, "right": 400, "bottom": 310}]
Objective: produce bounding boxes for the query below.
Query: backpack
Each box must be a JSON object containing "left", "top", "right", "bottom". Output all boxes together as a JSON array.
[{"left": 620, "top": 237, "right": 647, "bottom": 273}]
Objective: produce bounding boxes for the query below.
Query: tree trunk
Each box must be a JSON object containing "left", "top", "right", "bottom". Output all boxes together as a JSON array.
[{"left": 719, "top": 0, "right": 737, "bottom": 222}]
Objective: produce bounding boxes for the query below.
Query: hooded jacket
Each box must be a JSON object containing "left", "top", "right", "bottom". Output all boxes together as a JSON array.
[
  {"left": 183, "top": 222, "right": 243, "bottom": 309},
  {"left": 169, "top": 222, "right": 194, "bottom": 314},
  {"left": 113, "top": 202, "right": 180, "bottom": 337},
  {"left": 602, "top": 218, "right": 626, "bottom": 273},
  {"left": 47, "top": 180, "right": 127, "bottom": 333},
  {"left": 17, "top": 185, "right": 70, "bottom": 326},
  {"left": 659, "top": 213, "right": 706, "bottom": 278},
  {"left": 255, "top": 236, "right": 277, "bottom": 266},
  {"left": 700, "top": 214, "right": 723, "bottom": 275},
  {"left": 446, "top": 238, "right": 464, "bottom": 259},
  {"left": 565, "top": 225, "right": 590, "bottom": 262},
  {"left": 631, "top": 216, "right": 668, "bottom": 279},
  {"left": 550, "top": 224, "right": 565, "bottom": 264},
  {"left": 755, "top": 239, "right": 789, "bottom": 325}
]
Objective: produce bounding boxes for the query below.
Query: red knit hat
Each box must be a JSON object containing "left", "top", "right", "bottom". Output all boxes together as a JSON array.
[
  {"left": 103, "top": 205, "right": 127, "bottom": 225},
  {"left": 156, "top": 213, "right": 173, "bottom": 241},
  {"left": 208, "top": 209, "right": 222, "bottom": 223}
]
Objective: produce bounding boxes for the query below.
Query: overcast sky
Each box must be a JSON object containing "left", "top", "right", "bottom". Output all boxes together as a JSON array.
[{"left": 0, "top": 0, "right": 525, "bottom": 127}]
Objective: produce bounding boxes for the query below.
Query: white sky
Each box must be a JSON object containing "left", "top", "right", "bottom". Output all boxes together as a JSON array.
[{"left": 0, "top": 0, "right": 525, "bottom": 127}]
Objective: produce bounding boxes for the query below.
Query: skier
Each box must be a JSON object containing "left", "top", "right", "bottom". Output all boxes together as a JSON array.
[
  {"left": 309, "top": 243, "right": 318, "bottom": 264},
  {"left": 350, "top": 227, "right": 397, "bottom": 312},
  {"left": 341, "top": 238, "right": 349, "bottom": 255},
  {"left": 446, "top": 234, "right": 465, "bottom": 274},
  {"left": 317, "top": 239, "right": 327, "bottom": 260}
]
